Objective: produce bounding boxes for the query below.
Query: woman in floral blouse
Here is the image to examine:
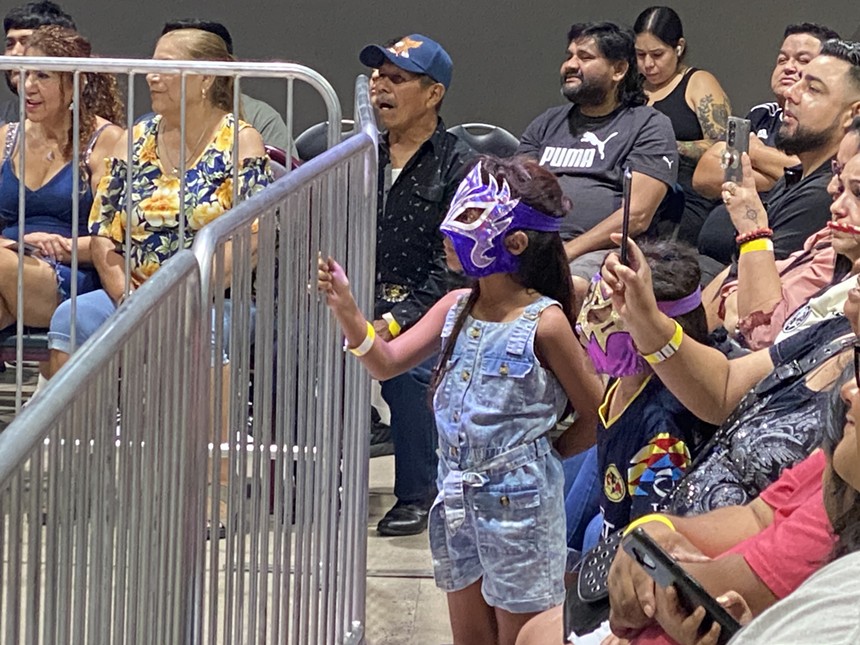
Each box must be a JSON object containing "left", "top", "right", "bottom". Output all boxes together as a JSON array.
[{"left": 46, "top": 27, "right": 272, "bottom": 375}]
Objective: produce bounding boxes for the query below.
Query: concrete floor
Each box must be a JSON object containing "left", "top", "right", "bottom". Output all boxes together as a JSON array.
[{"left": 366, "top": 455, "right": 452, "bottom": 645}]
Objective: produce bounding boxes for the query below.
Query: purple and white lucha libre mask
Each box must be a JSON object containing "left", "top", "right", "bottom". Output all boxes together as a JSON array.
[{"left": 439, "top": 162, "right": 561, "bottom": 278}]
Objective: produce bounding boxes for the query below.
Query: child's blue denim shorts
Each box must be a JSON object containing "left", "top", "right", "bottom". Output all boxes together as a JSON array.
[{"left": 428, "top": 444, "right": 566, "bottom": 613}]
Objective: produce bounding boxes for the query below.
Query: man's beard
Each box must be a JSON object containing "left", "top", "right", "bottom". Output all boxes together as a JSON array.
[
  {"left": 775, "top": 120, "right": 834, "bottom": 156},
  {"left": 560, "top": 74, "right": 609, "bottom": 107}
]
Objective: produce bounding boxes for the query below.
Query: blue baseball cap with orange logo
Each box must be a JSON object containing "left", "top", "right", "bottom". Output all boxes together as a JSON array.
[{"left": 359, "top": 34, "right": 453, "bottom": 89}]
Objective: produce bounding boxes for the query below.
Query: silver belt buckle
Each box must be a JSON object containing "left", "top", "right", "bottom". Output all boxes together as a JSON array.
[{"left": 381, "top": 283, "right": 410, "bottom": 303}]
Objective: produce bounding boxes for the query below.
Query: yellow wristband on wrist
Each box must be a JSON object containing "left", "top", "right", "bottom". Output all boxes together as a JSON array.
[
  {"left": 623, "top": 513, "right": 676, "bottom": 536},
  {"left": 642, "top": 320, "right": 684, "bottom": 365},
  {"left": 346, "top": 321, "right": 376, "bottom": 356},
  {"left": 739, "top": 238, "right": 774, "bottom": 255},
  {"left": 382, "top": 312, "right": 401, "bottom": 338}
]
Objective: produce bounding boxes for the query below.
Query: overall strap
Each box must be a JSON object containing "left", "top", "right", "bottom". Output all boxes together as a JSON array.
[
  {"left": 440, "top": 293, "right": 471, "bottom": 340},
  {"left": 505, "top": 296, "right": 559, "bottom": 356}
]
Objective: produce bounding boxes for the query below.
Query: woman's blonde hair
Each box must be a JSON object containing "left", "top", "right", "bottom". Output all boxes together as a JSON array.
[{"left": 161, "top": 29, "right": 238, "bottom": 113}]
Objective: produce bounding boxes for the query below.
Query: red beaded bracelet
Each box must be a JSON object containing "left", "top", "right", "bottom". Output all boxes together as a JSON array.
[{"left": 735, "top": 227, "right": 773, "bottom": 245}]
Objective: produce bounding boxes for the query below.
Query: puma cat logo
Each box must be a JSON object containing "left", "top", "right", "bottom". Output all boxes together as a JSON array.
[{"left": 580, "top": 131, "right": 618, "bottom": 159}]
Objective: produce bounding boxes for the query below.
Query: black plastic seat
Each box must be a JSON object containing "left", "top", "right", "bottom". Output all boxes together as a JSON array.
[
  {"left": 294, "top": 119, "right": 355, "bottom": 162},
  {"left": 447, "top": 123, "right": 520, "bottom": 158}
]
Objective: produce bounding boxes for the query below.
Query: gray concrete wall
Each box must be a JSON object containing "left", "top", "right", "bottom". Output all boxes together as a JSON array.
[{"left": 3, "top": 0, "right": 858, "bottom": 136}]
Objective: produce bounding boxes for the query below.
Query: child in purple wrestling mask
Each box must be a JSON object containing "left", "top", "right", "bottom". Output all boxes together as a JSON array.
[{"left": 318, "top": 155, "right": 602, "bottom": 645}]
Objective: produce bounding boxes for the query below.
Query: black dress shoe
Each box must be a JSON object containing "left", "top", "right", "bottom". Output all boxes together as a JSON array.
[{"left": 377, "top": 500, "right": 431, "bottom": 536}]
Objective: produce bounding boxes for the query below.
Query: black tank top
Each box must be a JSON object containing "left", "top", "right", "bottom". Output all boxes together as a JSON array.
[{"left": 651, "top": 68, "right": 703, "bottom": 142}]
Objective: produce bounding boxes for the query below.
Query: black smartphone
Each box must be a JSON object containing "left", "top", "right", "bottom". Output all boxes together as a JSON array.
[
  {"left": 622, "top": 528, "right": 741, "bottom": 645},
  {"left": 620, "top": 166, "right": 632, "bottom": 266},
  {"left": 722, "top": 117, "right": 751, "bottom": 184},
  {"left": 6, "top": 241, "right": 40, "bottom": 256}
]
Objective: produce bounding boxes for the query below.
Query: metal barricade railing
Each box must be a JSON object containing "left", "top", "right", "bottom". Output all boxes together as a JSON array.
[
  {"left": 190, "top": 74, "right": 377, "bottom": 645},
  {"left": 0, "top": 55, "right": 342, "bottom": 412},
  {"left": 0, "top": 251, "right": 207, "bottom": 643},
  {"left": 0, "top": 72, "right": 377, "bottom": 644}
]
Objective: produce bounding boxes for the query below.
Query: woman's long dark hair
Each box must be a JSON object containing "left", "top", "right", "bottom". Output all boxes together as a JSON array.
[
  {"left": 823, "top": 362, "right": 860, "bottom": 559},
  {"left": 429, "top": 155, "right": 572, "bottom": 395}
]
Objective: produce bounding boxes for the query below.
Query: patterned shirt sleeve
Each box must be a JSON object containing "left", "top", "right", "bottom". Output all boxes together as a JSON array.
[{"left": 88, "top": 157, "right": 129, "bottom": 246}]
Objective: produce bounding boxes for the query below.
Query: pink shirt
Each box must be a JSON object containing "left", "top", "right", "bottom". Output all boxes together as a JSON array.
[
  {"left": 719, "top": 228, "right": 835, "bottom": 350},
  {"left": 631, "top": 451, "right": 833, "bottom": 645}
]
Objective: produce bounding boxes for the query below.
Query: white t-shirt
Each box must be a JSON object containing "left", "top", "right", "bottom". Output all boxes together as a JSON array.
[{"left": 728, "top": 550, "right": 860, "bottom": 644}]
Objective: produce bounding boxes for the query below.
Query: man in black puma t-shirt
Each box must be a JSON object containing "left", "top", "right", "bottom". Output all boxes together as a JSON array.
[{"left": 518, "top": 21, "right": 677, "bottom": 280}]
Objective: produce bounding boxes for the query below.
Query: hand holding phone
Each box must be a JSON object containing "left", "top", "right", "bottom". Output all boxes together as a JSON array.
[
  {"left": 622, "top": 528, "right": 741, "bottom": 645},
  {"left": 721, "top": 117, "right": 751, "bottom": 184}
]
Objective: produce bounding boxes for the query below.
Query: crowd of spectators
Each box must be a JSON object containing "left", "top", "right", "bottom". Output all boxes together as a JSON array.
[{"left": 4, "top": 2, "right": 860, "bottom": 644}]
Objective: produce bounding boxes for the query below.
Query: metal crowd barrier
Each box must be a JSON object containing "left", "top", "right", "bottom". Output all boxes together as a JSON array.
[
  {"left": 0, "top": 251, "right": 207, "bottom": 643},
  {"left": 190, "top": 74, "right": 377, "bottom": 645},
  {"left": 0, "top": 60, "right": 377, "bottom": 643},
  {"left": 0, "top": 55, "right": 341, "bottom": 411}
]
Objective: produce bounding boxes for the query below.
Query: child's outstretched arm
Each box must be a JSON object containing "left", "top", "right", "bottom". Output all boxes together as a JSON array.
[
  {"left": 535, "top": 305, "right": 603, "bottom": 455},
  {"left": 318, "top": 254, "right": 466, "bottom": 380}
]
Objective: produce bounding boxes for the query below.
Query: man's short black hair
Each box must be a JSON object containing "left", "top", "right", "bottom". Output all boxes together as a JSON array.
[
  {"left": 783, "top": 22, "right": 840, "bottom": 43},
  {"left": 162, "top": 18, "right": 233, "bottom": 55},
  {"left": 821, "top": 39, "right": 860, "bottom": 93},
  {"left": 566, "top": 21, "right": 646, "bottom": 108},
  {"left": 4, "top": 0, "right": 75, "bottom": 33}
]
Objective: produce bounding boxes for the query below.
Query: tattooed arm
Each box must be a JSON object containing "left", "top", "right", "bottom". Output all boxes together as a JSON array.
[{"left": 677, "top": 70, "right": 732, "bottom": 162}]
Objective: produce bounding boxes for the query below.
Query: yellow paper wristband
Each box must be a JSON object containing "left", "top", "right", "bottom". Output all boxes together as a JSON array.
[
  {"left": 623, "top": 513, "right": 676, "bottom": 536},
  {"left": 739, "top": 238, "right": 774, "bottom": 255},
  {"left": 642, "top": 320, "right": 684, "bottom": 365},
  {"left": 382, "top": 312, "right": 402, "bottom": 338},
  {"left": 347, "top": 321, "right": 376, "bottom": 357}
]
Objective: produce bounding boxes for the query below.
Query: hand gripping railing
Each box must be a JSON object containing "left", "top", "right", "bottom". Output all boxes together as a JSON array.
[{"left": 0, "top": 55, "right": 341, "bottom": 411}]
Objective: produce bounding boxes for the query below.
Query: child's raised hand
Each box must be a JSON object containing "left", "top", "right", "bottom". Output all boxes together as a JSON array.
[{"left": 317, "top": 254, "right": 354, "bottom": 312}]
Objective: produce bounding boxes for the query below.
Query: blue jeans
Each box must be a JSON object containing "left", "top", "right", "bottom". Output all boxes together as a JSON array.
[
  {"left": 49, "top": 289, "right": 253, "bottom": 361},
  {"left": 562, "top": 446, "right": 601, "bottom": 552},
  {"left": 381, "top": 356, "right": 438, "bottom": 504}
]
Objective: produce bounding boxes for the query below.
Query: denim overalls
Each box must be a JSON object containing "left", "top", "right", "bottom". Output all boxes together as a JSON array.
[{"left": 428, "top": 294, "right": 568, "bottom": 613}]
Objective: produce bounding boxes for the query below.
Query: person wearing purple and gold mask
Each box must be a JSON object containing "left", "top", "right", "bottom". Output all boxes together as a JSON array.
[{"left": 570, "top": 240, "right": 713, "bottom": 547}]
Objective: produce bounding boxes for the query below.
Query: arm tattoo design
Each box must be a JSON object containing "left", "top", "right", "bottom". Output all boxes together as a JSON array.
[
  {"left": 744, "top": 207, "right": 758, "bottom": 222},
  {"left": 677, "top": 93, "right": 731, "bottom": 161},
  {"left": 697, "top": 94, "right": 729, "bottom": 141}
]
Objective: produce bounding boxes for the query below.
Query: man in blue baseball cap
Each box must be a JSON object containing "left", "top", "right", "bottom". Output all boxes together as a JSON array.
[{"left": 359, "top": 34, "right": 474, "bottom": 536}]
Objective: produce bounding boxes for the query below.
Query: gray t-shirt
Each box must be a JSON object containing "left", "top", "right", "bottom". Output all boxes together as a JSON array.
[
  {"left": 240, "top": 93, "right": 290, "bottom": 152},
  {"left": 518, "top": 104, "right": 677, "bottom": 239},
  {"left": 0, "top": 97, "right": 18, "bottom": 126},
  {"left": 728, "top": 550, "right": 860, "bottom": 644}
]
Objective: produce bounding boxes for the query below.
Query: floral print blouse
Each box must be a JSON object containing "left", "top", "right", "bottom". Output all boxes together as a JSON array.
[{"left": 89, "top": 113, "right": 272, "bottom": 285}]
